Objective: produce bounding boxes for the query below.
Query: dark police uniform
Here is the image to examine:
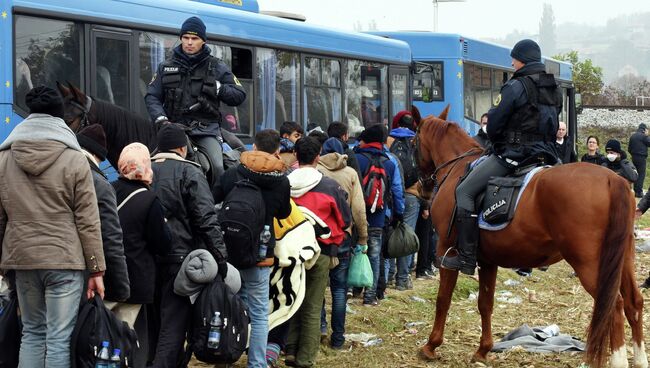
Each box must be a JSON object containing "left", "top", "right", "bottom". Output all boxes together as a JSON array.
[
  {"left": 145, "top": 44, "right": 246, "bottom": 187},
  {"left": 628, "top": 126, "right": 650, "bottom": 196},
  {"left": 442, "top": 60, "right": 561, "bottom": 275}
]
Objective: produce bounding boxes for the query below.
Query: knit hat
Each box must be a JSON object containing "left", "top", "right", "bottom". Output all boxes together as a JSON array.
[
  {"left": 77, "top": 125, "right": 108, "bottom": 161},
  {"left": 180, "top": 16, "right": 207, "bottom": 41},
  {"left": 639, "top": 123, "right": 647, "bottom": 131},
  {"left": 321, "top": 137, "right": 344, "bottom": 155},
  {"left": 359, "top": 124, "right": 386, "bottom": 144},
  {"left": 392, "top": 110, "right": 414, "bottom": 130},
  {"left": 25, "top": 86, "right": 65, "bottom": 120},
  {"left": 157, "top": 124, "right": 187, "bottom": 152},
  {"left": 510, "top": 39, "right": 542, "bottom": 64},
  {"left": 605, "top": 139, "right": 623, "bottom": 154}
]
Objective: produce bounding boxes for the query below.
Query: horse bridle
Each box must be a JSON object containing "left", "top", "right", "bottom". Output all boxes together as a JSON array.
[{"left": 66, "top": 95, "right": 93, "bottom": 131}]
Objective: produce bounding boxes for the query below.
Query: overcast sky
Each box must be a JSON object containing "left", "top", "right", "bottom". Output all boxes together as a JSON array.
[{"left": 257, "top": 0, "right": 650, "bottom": 41}]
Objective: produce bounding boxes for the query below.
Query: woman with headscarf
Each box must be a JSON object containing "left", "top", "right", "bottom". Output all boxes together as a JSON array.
[{"left": 110, "top": 143, "right": 172, "bottom": 365}]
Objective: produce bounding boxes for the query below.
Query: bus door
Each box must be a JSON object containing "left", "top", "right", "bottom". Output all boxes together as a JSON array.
[{"left": 89, "top": 27, "right": 135, "bottom": 111}]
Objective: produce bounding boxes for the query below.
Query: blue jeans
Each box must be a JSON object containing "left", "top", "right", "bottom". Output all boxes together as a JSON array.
[
  {"left": 320, "top": 255, "right": 350, "bottom": 347},
  {"left": 397, "top": 194, "right": 420, "bottom": 286},
  {"left": 15, "top": 269, "right": 84, "bottom": 368},
  {"left": 363, "top": 228, "right": 383, "bottom": 304},
  {"left": 238, "top": 266, "right": 271, "bottom": 368}
]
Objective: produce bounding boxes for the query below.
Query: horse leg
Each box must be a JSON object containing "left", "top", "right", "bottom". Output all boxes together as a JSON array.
[
  {"left": 472, "top": 264, "right": 497, "bottom": 362},
  {"left": 421, "top": 268, "right": 459, "bottom": 360},
  {"left": 621, "top": 255, "right": 647, "bottom": 368}
]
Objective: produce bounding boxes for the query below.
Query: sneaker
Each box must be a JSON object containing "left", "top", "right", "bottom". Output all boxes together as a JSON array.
[
  {"left": 416, "top": 270, "right": 435, "bottom": 280},
  {"left": 515, "top": 268, "right": 532, "bottom": 277},
  {"left": 641, "top": 278, "right": 650, "bottom": 289},
  {"left": 406, "top": 276, "right": 413, "bottom": 290},
  {"left": 387, "top": 279, "right": 395, "bottom": 288},
  {"left": 346, "top": 288, "right": 353, "bottom": 298},
  {"left": 363, "top": 299, "right": 379, "bottom": 306},
  {"left": 396, "top": 284, "right": 407, "bottom": 291}
]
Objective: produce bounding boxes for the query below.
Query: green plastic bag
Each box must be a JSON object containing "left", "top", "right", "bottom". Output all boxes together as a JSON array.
[{"left": 347, "top": 245, "right": 373, "bottom": 288}]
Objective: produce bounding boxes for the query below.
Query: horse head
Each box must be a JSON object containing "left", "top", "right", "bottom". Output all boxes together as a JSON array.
[
  {"left": 416, "top": 105, "right": 481, "bottom": 200},
  {"left": 56, "top": 81, "right": 93, "bottom": 132}
]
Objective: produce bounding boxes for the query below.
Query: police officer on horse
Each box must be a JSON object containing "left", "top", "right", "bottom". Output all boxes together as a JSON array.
[
  {"left": 441, "top": 39, "right": 562, "bottom": 275},
  {"left": 145, "top": 16, "right": 247, "bottom": 187}
]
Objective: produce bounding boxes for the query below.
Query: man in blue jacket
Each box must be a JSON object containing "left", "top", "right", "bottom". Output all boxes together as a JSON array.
[
  {"left": 355, "top": 124, "right": 404, "bottom": 306},
  {"left": 145, "top": 16, "right": 246, "bottom": 188}
]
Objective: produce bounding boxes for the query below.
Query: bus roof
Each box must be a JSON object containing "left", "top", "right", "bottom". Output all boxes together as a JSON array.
[
  {"left": 12, "top": 0, "right": 412, "bottom": 64},
  {"left": 370, "top": 32, "right": 573, "bottom": 81}
]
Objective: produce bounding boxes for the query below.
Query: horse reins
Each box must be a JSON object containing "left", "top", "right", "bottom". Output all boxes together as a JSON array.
[
  {"left": 427, "top": 148, "right": 483, "bottom": 195},
  {"left": 68, "top": 96, "right": 93, "bottom": 130}
]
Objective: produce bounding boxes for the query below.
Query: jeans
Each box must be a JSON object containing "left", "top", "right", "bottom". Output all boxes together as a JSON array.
[
  {"left": 363, "top": 228, "right": 383, "bottom": 304},
  {"left": 15, "top": 269, "right": 84, "bottom": 368},
  {"left": 320, "top": 255, "right": 350, "bottom": 347},
  {"left": 238, "top": 266, "right": 271, "bottom": 368},
  {"left": 396, "top": 194, "right": 420, "bottom": 286}
]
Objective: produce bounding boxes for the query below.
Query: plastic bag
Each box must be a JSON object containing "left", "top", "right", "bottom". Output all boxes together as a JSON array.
[
  {"left": 347, "top": 245, "right": 373, "bottom": 288},
  {"left": 0, "top": 287, "right": 21, "bottom": 368},
  {"left": 386, "top": 221, "right": 419, "bottom": 258}
]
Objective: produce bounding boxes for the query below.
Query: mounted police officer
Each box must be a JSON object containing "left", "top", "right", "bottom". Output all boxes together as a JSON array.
[
  {"left": 145, "top": 16, "right": 246, "bottom": 188},
  {"left": 441, "top": 39, "right": 562, "bottom": 275}
]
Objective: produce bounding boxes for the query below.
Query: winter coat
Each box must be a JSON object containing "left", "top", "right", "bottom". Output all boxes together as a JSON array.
[
  {"left": 628, "top": 128, "right": 650, "bottom": 157},
  {"left": 213, "top": 151, "right": 292, "bottom": 258},
  {"left": 151, "top": 152, "right": 227, "bottom": 263},
  {"left": 112, "top": 178, "right": 172, "bottom": 304},
  {"left": 601, "top": 153, "right": 639, "bottom": 183},
  {"left": 0, "top": 115, "right": 105, "bottom": 273},
  {"left": 354, "top": 143, "right": 405, "bottom": 228},
  {"left": 84, "top": 153, "right": 130, "bottom": 302},
  {"left": 581, "top": 153, "right": 603, "bottom": 165},
  {"left": 554, "top": 139, "right": 577, "bottom": 164},
  {"left": 288, "top": 167, "right": 352, "bottom": 257},
  {"left": 387, "top": 127, "right": 420, "bottom": 196},
  {"left": 317, "top": 152, "right": 368, "bottom": 246}
]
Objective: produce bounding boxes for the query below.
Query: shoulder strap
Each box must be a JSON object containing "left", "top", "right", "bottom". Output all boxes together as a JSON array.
[
  {"left": 519, "top": 76, "right": 538, "bottom": 106},
  {"left": 117, "top": 188, "right": 148, "bottom": 211}
]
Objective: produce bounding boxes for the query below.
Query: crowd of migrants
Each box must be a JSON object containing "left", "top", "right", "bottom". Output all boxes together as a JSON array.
[{"left": 1, "top": 15, "right": 650, "bottom": 368}]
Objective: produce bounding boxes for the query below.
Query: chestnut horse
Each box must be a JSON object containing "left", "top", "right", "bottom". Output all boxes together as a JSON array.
[{"left": 416, "top": 109, "right": 645, "bottom": 368}]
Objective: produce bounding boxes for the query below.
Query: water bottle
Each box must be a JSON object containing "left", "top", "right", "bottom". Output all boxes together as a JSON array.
[
  {"left": 259, "top": 225, "right": 271, "bottom": 260},
  {"left": 207, "top": 312, "right": 222, "bottom": 350},
  {"left": 108, "top": 348, "right": 121, "bottom": 368},
  {"left": 95, "top": 341, "right": 110, "bottom": 368}
]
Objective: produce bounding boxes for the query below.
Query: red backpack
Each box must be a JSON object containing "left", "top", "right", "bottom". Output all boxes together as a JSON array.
[{"left": 360, "top": 153, "right": 389, "bottom": 213}]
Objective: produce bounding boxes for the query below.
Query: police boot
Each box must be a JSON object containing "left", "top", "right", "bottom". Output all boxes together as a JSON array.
[{"left": 440, "top": 210, "right": 478, "bottom": 275}]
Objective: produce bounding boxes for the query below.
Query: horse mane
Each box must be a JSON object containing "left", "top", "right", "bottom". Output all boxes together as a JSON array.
[
  {"left": 92, "top": 99, "right": 158, "bottom": 166},
  {"left": 419, "top": 115, "right": 482, "bottom": 155}
]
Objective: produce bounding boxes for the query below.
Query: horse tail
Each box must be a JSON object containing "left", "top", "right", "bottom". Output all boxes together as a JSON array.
[{"left": 585, "top": 175, "right": 633, "bottom": 368}]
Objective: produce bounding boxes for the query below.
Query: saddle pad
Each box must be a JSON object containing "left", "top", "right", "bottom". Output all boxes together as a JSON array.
[{"left": 478, "top": 166, "right": 547, "bottom": 231}]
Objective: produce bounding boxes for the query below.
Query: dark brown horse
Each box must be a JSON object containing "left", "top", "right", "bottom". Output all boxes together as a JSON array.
[{"left": 416, "top": 108, "right": 645, "bottom": 368}]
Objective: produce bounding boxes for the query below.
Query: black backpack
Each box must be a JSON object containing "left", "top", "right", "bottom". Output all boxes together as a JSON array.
[
  {"left": 390, "top": 137, "right": 419, "bottom": 188},
  {"left": 70, "top": 295, "right": 139, "bottom": 368},
  {"left": 218, "top": 179, "right": 266, "bottom": 269},
  {"left": 189, "top": 277, "right": 249, "bottom": 364},
  {"left": 0, "top": 289, "right": 21, "bottom": 368}
]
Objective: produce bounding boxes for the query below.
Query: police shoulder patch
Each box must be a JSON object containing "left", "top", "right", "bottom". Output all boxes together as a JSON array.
[
  {"left": 494, "top": 94, "right": 502, "bottom": 106},
  {"left": 233, "top": 75, "right": 242, "bottom": 87},
  {"left": 149, "top": 73, "right": 158, "bottom": 85}
]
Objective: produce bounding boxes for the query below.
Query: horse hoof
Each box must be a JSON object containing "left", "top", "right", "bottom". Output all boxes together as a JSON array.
[
  {"left": 419, "top": 344, "right": 438, "bottom": 361},
  {"left": 471, "top": 352, "right": 492, "bottom": 363}
]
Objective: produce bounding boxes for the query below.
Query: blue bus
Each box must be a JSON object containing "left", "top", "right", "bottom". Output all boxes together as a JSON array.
[
  {"left": 371, "top": 32, "right": 577, "bottom": 142},
  {"left": 2, "top": 0, "right": 413, "bottom": 143}
]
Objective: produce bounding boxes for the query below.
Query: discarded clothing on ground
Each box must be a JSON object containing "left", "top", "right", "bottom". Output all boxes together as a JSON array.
[{"left": 491, "top": 324, "right": 585, "bottom": 353}]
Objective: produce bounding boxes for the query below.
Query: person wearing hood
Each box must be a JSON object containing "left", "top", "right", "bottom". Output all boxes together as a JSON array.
[
  {"left": 327, "top": 121, "right": 362, "bottom": 178},
  {"left": 473, "top": 113, "right": 491, "bottom": 150},
  {"left": 286, "top": 136, "right": 351, "bottom": 367},
  {"left": 145, "top": 16, "right": 247, "bottom": 189},
  {"left": 317, "top": 137, "right": 367, "bottom": 349},
  {"left": 601, "top": 139, "right": 638, "bottom": 184},
  {"left": 355, "top": 124, "right": 405, "bottom": 305},
  {"left": 213, "top": 129, "right": 291, "bottom": 368},
  {"left": 628, "top": 123, "right": 650, "bottom": 197},
  {"left": 445, "top": 39, "right": 563, "bottom": 276},
  {"left": 279, "top": 121, "right": 304, "bottom": 172},
  {"left": 77, "top": 125, "right": 130, "bottom": 304},
  {"left": 0, "top": 86, "right": 105, "bottom": 368}
]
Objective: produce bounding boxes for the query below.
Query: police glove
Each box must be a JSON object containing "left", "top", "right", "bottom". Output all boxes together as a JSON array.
[{"left": 154, "top": 115, "right": 169, "bottom": 125}]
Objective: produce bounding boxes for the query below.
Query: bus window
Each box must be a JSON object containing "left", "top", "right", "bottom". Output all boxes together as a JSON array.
[
  {"left": 14, "top": 16, "right": 82, "bottom": 114},
  {"left": 389, "top": 66, "right": 409, "bottom": 120},
  {"left": 344, "top": 60, "right": 388, "bottom": 135},
  {"left": 304, "top": 57, "right": 341, "bottom": 131},
  {"left": 138, "top": 32, "right": 178, "bottom": 116},
  {"left": 255, "top": 49, "right": 300, "bottom": 132},
  {"left": 464, "top": 64, "right": 492, "bottom": 121},
  {"left": 413, "top": 62, "right": 443, "bottom": 102},
  {"left": 93, "top": 35, "right": 130, "bottom": 109}
]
